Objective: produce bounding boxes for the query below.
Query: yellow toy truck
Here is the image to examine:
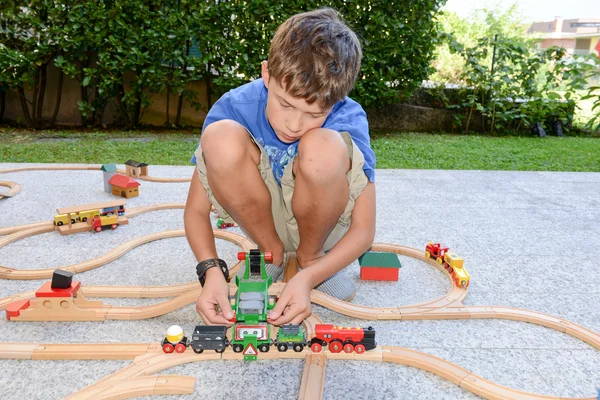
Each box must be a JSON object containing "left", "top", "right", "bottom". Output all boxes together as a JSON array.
[{"left": 443, "top": 252, "right": 470, "bottom": 287}]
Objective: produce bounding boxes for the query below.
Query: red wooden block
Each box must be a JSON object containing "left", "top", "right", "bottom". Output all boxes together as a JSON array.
[
  {"left": 5, "top": 299, "right": 31, "bottom": 320},
  {"left": 360, "top": 267, "right": 399, "bottom": 281},
  {"left": 35, "top": 281, "right": 81, "bottom": 298}
]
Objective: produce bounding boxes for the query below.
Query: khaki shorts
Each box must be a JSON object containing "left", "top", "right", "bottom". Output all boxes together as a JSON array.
[{"left": 195, "top": 130, "right": 368, "bottom": 252}]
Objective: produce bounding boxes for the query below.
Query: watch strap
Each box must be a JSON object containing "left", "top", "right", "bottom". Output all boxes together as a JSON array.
[{"left": 196, "top": 258, "right": 229, "bottom": 286}]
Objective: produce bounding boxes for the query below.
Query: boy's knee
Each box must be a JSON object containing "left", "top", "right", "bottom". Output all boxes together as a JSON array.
[
  {"left": 201, "top": 120, "right": 257, "bottom": 169},
  {"left": 295, "top": 128, "right": 350, "bottom": 183}
]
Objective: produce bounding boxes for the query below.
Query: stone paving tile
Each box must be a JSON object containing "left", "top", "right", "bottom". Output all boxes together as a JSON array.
[
  {"left": 421, "top": 348, "right": 556, "bottom": 397},
  {"left": 379, "top": 169, "right": 458, "bottom": 181},
  {"left": 459, "top": 226, "right": 597, "bottom": 257},
  {"left": 522, "top": 349, "right": 600, "bottom": 398},
  {"left": 512, "top": 180, "right": 600, "bottom": 197},
  {"left": 538, "top": 171, "right": 600, "bottom": 183},
  {"left": 464, "top": 291, "right": 600, "bottom": 337},
  {"left": 0, "top": 359, "right": 130, "bottom": 400},
  {"left": 448, "top": 170, "right": 559, "bottom": 183},
  {"left": 325, "top": 359, "right": 482, "bottom": 399}
]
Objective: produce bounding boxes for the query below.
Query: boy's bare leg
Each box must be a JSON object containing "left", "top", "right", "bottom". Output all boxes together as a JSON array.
[
  {"left": 202, "top": 119, "right": 285, "bottom": 266},
  {"left": 292, "top": 128, "right": 350, "bottom": 268}
]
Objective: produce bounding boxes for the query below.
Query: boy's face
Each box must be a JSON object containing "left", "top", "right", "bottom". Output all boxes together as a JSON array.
[{"left": 262, "top": 61, "right": 331, "bottom": 143}]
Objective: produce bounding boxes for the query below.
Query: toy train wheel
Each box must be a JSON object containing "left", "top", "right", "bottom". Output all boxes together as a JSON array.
[
  {"left": 329, "top": 340, "right": 343, "bottom": 353},
  {"left": 57, "top": 221, "right": 63, "bottom": 226},
  {"left": 174, "top": 343, "right": 186, "bottom": 353},
  {"left": 111, "top": 224, "right": 118, "bottom": 230},
  {"left": 425, "top": 251, "right": 430, "bottom": 258},
  {"left": 278, "top": 343, "right": 288, "bottom": 352},
  {"left": 193, "top": 347, "right": 204, "bottom": 354},
  {"left": 258, "top": 344, "right": 270, "bottom": 352},
  {"left": 94, "top": 226, "right": 102, "bottom": 232},
  {"left": 82, "top": 217, "right": 87, "bottom": 222},
  {"left": 162, "top": 343, "right": 174, "bottom": 353},
  {"left": 436, "top": 257, "right": 443, "bottom": 264},
  {"left": 311, "top": 343, "right": 322, "bottom": 353},
  {"left": 343, "top": 343, "right": 354, "bottom": 353},
  {"left": 71, "top": 219, "right": 76, "bottom": 224},
  {"left": 233, "top": 344, "right": 243, "bottom": 353},
  {"left": 293, "top": 344, "right": 304, "bottom": 352},
  {"left": 355, "top": 344, "right": 366, "bottom": 354},
  {"left": 215, "top": 348, "right": 225, "bottom": 353}
]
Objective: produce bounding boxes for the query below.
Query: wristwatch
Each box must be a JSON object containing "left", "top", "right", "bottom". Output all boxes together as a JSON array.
[{"left": 196, "top": 258, "right": 229, "bottom": 287}]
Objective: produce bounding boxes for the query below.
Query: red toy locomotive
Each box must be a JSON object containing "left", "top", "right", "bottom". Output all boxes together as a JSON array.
[
  {"left": 309, "top": 324, "right": 376, "bottom": 354},
  {"left": 425, "top": 241, "right": 448, "bottom": 264}
]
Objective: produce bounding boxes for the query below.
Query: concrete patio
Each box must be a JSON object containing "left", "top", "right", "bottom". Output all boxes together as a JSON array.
[{"left": 0, "top": 163, "right": 599, "bottom": 399}]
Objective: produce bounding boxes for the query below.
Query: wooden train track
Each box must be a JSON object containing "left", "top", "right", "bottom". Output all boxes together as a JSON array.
[
  {"left": 0, "top": 181, "right": 22, "bottom": 199},
  {"left": 0, "top": 339, "right": 596, "bottom": 400},
  {"left": 0, "top": 165, "right": 191, "bottom": 200},
  {"left": 1, "top": 197, "right": 599, "bottom": 398}
]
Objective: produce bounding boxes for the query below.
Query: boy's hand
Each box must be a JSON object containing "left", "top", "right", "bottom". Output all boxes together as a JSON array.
[
  {"left": 267, "top": 271, "right": 313, "bottom": 326},
  {"left": 196, "top": 269, "right": 234, "bottom": 326}
]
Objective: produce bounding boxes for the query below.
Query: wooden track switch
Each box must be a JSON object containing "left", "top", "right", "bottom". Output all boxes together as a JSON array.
[{"left": 6, "top": 281, "right": 108, "bottom": 321}]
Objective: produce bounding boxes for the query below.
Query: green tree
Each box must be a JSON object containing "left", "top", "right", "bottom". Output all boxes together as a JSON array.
[{"left": 430, "top": 4, "right": 527, "bottom": 84}]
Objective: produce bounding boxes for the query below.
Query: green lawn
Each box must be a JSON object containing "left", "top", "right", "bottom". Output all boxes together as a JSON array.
[{"left": 1, "top": 128, "right": 599, "bottom": 172}]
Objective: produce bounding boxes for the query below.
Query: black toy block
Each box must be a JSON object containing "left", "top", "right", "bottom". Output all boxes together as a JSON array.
[{"left": 51, "top": 269, "right": 74, "bottom": 289}]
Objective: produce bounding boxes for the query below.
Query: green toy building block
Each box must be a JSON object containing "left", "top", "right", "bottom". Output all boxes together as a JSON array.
[{"left": 358, "top": 252, "right": 402, "bottom": 269}]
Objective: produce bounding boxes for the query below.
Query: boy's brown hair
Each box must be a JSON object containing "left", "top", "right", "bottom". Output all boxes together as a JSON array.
[{"left": 268, "top": 8, "right": 362, "bottom": 110}]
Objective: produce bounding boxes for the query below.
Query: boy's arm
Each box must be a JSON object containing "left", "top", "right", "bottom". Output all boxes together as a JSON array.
[
  {"left": 184, "top": 168, "right": 218, "bottom": 262},
  {"left": 185, "top": 168, "right": 234, "bottom": 325},
  {"left": 300, "top": 180, "right": 376, "bottom": 288}
]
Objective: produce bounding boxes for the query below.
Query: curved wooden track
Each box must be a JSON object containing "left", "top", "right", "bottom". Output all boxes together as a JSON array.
[
  {"left": 115, "top": 168, "right": 191, "bottom": 183},
  {"left": 0, "top": 165, "right": 101, "bottom": 174},
  {"left": 0, "top": 181, "right": 22, "bottom": 198},
  {"left": 0, "top": 228, "right": 253, "bottom": 280}
]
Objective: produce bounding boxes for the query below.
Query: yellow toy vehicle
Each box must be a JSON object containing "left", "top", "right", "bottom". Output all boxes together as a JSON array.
[
  {"left": 443, "top": 252, "right": 470, "bottom": 287},
  {"left": 78, "top": 209, "right": 101, "bottom": 222},
  {"left": 53, "top": 214, "right": 76, "bottom": 226}
]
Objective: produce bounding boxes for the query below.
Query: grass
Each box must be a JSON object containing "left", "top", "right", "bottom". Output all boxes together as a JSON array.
[
  {"left": 371, "top": 132, "right": 600, "bottom": 171},
  {"left": 1, "top": 128, "right": 599, "bottom": 172}
]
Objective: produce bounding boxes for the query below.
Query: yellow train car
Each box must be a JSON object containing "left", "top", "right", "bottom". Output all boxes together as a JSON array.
[
  {"left": 443, "top": 252, "right": 470, "bottom": 287},
  {"left": 53, "top": 214, "right": 77, "bottom": 226},
  {"left": 78, "top": 209, "right": 101, "bottom": 222}
]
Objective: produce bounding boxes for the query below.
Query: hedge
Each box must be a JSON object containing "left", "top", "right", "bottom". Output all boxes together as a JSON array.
[{"left": 0, "top": 0, "right": 446, "bottom": 128}]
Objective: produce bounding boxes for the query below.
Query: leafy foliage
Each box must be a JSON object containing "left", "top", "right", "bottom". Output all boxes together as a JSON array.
[
  {"left": 0, "top": 0, "right": 447, "bottom": 128},
  {"left": 437, "top": 36, "right": 600, "bottom": 134},
  {"left": 430, "top": 4, "right": 527, "bottom": 84}
]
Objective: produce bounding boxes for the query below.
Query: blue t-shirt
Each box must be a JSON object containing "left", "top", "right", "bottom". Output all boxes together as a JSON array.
[{"left": 191, "top": 78, "right": 376, "bottom": 185}]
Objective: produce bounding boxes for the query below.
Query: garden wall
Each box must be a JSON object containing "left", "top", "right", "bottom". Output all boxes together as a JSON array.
[
  {"left": 2, "top": 64, "right": 211, "bottom": 127},
  {"left": 2, "top": 64, "right": 470, "bottom": 133}
]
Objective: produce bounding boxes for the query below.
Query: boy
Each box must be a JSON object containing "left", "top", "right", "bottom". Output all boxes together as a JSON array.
[{"left": 184, "top": 8, "right": 376, "bottom": 327}]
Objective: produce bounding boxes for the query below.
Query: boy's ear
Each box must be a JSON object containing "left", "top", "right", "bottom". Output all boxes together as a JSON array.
[{"left": 261, "top": 61, "right": 270, "bottom": 88}]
